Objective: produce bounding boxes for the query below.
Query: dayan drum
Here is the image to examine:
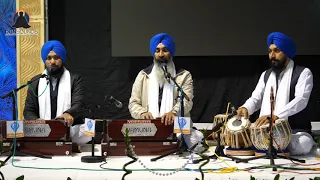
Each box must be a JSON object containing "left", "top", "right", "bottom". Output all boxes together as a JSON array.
[
  {"left": 250, "top": 118, "right": 292, "bottom": 156},
  {"left": 225, "top": 116, "right": 253, "bottom": 148},
  {"left": 224, "top": 116, "right": 255, "bottom": 156}
]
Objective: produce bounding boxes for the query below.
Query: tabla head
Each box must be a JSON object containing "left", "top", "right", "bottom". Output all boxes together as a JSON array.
[
  {"left": 224, "top": 115, "right": 253, "bottom": 149},
  {"left": 226, "top": 115, "right": 251, "bottom": 132}
]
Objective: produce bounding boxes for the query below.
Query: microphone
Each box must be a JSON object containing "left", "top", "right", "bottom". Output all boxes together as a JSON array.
[
  {"left": 46, "top": 66, "right": 52, "bottom": 75},
  {"left": 45, "top": 66, "right": 52, "bottom": 82},
  {"left": 228, "top": 105, "right": 237, "bottom": 119},
  {"left": 104, "top": 95, "right": 123, "bottom": 108},
  {"left": 205, "top": 122, "right": 224, "bottom": 139},
  {"left": 160, "top": 61, "right": 170, "bottom": 83},
  {"left": 40, "top": 74, "right": 48, "bottom": 78}
]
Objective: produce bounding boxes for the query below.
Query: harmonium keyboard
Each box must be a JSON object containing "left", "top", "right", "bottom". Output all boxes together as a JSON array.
[
  {"left": 101, "top": 119, "right": 179, "bottom": 156},
  {"left": 0, "top": 120, "right": 72, "bottom": 156}
]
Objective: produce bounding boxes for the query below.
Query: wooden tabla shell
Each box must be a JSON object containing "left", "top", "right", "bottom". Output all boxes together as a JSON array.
[
  {"left": 225, "top": 116, "right": 253, "bottom": 149},
  {"left": 211, "top": 114, "right": 228, "bottom": 146},
  {"left": 250, "top": 118, "right": 292, "bottom": 151}
]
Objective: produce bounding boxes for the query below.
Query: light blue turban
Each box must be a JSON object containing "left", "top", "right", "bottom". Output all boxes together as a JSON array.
[
  {"left": 150, "top": 33, "right": 175, "bottom": 56},
  {"left": 267, "top": 32, "right": 296, "bottom": 59},
  {"left": 41, "top": 40, "right": 66, "bottom": 63}
]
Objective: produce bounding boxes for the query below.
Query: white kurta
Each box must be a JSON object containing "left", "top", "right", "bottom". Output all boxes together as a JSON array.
[
  {"left": 242, "top": 62, "right": 313, "bottom": 119},
  {"left": 241, "top": 61, "right": 314, "bottom": 155}
]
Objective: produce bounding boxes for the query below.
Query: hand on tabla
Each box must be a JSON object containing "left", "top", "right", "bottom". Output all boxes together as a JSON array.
[
  {"left": 255, "top": 115, "right": 279, "bottom": 127},
  {"left": 236, "top": 107, "right": 249, "bottom": 119}
]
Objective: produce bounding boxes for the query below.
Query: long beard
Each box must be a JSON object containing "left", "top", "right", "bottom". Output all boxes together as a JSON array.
[{"left": 153, "top": 58, "right": 174, "bottom": 87}]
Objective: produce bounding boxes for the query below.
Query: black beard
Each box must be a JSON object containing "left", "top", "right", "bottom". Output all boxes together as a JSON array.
[
  {"left": 270, "top": 58, "right": 286, "bottom": 73},
  {"left": 48, "top": 66, "right": 64, "bottom": 78}
]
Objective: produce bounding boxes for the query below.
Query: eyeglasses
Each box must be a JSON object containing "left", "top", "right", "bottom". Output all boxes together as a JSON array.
[{"left": 46, "top": 55, "right": 60, "bottom": 60}]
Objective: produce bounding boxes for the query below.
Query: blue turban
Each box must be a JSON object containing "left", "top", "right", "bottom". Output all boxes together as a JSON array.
[
  {"left": 267, "top": 32, "right": 296, "bottom": 59},
  {"left": 41, "top": 40, "right": 66, "bottom": 63},
  {"left": 150, "top": 33, "right": 175, "bottom": 56}
]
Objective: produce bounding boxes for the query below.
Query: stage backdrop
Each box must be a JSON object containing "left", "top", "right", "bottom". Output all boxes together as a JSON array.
[
  {"left": 112, "top": 0, "right": 320, "bottom": 57},
  {"left": 48, "top": 0, "right": 319, "bottom": 128},
  {"left": 0, "top": 0, "right": 45, "bottom": 120},
  {"left": 0, "top": 0, "right": 16, "bottom": 120}
]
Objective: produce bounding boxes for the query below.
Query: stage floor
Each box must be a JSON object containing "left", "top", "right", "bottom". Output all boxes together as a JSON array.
[{"left": 0, "top": 144, "right": 319, "bottom": 180}]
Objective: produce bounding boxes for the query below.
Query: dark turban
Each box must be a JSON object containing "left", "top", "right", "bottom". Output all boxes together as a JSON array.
[
  {"left": 150, "top": 33, "right": 175, "bottom": 56},
  {"left": 267, "top": 32, "right": 296, "bottom": 59},
  {"left": 41, "top": 40, "right": 66, "bottom": 63}
]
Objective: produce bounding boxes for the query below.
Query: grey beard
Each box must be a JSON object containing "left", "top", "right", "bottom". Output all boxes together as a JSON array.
[{"left": 153, "top": 59, "right": 175, "bottom": 87}]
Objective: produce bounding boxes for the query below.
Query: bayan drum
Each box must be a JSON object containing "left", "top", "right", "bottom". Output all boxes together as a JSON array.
[{"left": 250, "top": 118, "right": 292, "bottom": 156}]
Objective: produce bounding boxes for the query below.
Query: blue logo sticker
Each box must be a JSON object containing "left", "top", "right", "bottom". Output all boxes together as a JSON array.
[
  {"left": 178, "top": 117, "right": 187, "bottom": 129},
  {"left": 87, "top": 120, "right": 93, "bottom": 131},
  {"left": 10, "top": 122, "right": 19, "bottom": 132}
]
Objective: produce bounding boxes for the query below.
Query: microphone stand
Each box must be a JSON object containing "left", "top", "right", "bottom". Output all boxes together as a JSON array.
[
  {"left": 150, "top": 68, "right": 191, "bottom": 162},
  {"left": 80, "top": 134, "right": 106, "bottom": 163},
  {"left": 1, "top": 74, "right": 48, "bottom": 120},
  {"left": 1, "top": 74, "right": 52, "bottom": 163},
  {"left": 192, "top": 120, "right": 245, "bottom": 164},
  {"left": 231, "top": 87, "right": 305, "bottom": 168},
  {"left": 80, "top": 104, "right": 108, "bottom": 163}
]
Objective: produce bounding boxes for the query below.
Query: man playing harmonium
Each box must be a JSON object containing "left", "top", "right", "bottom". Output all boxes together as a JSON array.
[
  {"left": 128, "top": 33, "right": 203, "bottom": 151},
  {"left": 23, "top": 40, "right": 91, "bottom": 152},
  {"left": 237, "top": 32, "right": 315, "bottom": 155}
]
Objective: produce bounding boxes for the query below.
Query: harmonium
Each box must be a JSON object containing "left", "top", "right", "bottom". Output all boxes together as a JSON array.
[
  {"left": 0, "top": 120, "right": 72, "bottom": 156},
  {"left": 101, "top": 119, "right": 179, "bottom": 156}
]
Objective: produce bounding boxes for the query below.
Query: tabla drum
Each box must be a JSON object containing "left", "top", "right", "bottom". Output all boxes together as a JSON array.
[
  {"left": 224, "top": 116, "right": 255, "bottom": 156},
  {"left": 250, "top": 118, "right": 292, "bottom": 156},
  {"left": 211, "top": 114, "right": 228, "bottom": 146}
]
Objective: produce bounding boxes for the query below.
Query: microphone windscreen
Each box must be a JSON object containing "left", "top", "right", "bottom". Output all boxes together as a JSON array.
[{"left": 47, "top": 66, "right": 52, "bottom": 75}]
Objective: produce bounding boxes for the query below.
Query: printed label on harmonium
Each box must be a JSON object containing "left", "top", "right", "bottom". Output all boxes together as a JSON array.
[
  {"left": 24, "top": 120, "right": 46, "bottom": 124},
  {"left": 121, "top": 123, "right": 157, "bottom": 136},
  {"left": 126, "top": 120, "right": 151, "bottom": 124},
  {"left": 24, "top": 124, "right": 51, "bottom": 137}
]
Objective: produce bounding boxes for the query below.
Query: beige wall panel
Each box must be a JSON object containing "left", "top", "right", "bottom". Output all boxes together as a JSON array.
[{"left": 16, "top": 0, "right": 45, "bottom": 120}]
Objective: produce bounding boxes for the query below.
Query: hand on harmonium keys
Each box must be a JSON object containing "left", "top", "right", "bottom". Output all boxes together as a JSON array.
[
  {"left": 141, "top": 112, "right": 154, "bottom": 119},
  {"left": 55, "top": 112, "right": 74, "bottom": 126},
  {"left": 160, "top": 111, "right": 177, "bottom": 126},
  {"left": 254, "top": 114, "right": 279, "bottom": 127},
  {"left": 141, "top": 111, "right": 176, "bottom": 125}
]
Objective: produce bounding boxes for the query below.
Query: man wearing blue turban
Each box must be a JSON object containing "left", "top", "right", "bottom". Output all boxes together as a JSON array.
[
  {"left": 128, "top": 33, "right": 203, "bottom": 152},
  {"left": 237, "top": 32, "right": 314, "bottom": 155},
  {"left": 24, "top": 40, "right": 91, "bottom": 152}
]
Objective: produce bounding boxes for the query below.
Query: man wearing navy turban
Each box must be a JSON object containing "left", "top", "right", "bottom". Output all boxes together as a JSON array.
[
  {"left": 237, "top": 32, "right": 314, "bottom": 155},
  {"left": 128, "top": 33, "right": 203, "bottom": 152},
  {"left": 24, "top": 40, "right": 91, "bottom": 152}
]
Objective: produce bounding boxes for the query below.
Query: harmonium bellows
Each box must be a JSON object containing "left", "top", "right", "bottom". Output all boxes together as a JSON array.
[
  {"left": 101, "top": 119, "right": 179, "bottom": 156},
  {"left": 0, "top": 120, "right": 72, "bottom": 156}
]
